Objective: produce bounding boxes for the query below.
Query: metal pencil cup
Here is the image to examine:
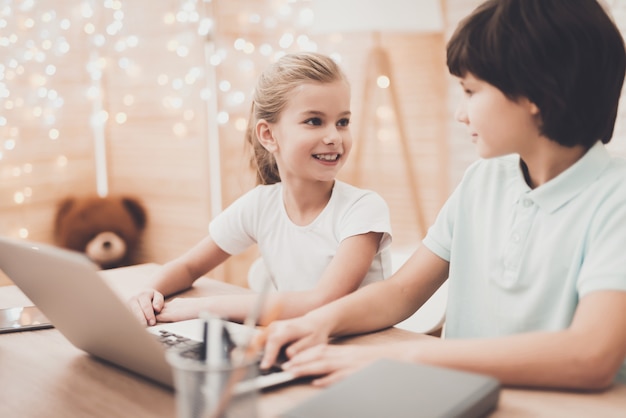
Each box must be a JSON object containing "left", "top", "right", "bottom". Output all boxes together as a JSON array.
[{"left": 166, "top": 350, "right": 258, "bottom": 418}]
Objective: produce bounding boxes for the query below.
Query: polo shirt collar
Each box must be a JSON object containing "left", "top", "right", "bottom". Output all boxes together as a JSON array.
[{"left": 516, "top": 141, "right": 611, "bottom": 213}]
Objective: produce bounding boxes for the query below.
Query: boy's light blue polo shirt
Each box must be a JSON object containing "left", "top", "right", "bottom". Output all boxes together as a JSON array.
[{"left": 423, "top": 141, "right": 626, "bottom": 383}]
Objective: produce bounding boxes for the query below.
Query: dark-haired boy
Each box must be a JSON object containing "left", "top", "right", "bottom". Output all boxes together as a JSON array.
[{"left": 261, "top": 0, "right": 626, "bottom": 390}]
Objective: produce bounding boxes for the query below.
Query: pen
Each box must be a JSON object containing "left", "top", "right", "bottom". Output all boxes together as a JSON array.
[
  {"left": 207, "top": 314, "right": 225, "bottom": 366},
  {"left": 207, "top": 277, "right": 282, "bottom": 418},
  {"left": 200, "top": 311, "right": 234, "bottom": 364},
  {"left": 200, "top": 312, "right": 209, "bottom": 362},
  {"left": 207, "top": 301, "right": 283, "bottom": 418},
  {"left": 200, "top": 311, "right": 232, "bottom": 418}
]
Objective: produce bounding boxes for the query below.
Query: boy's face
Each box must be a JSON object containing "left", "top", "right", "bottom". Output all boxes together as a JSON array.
[
  {"left": 454, "top": 73, "right": 541, "bottom": 159},
  {"left": 266, "top": 80, "right": 352, "bottom": 184}
]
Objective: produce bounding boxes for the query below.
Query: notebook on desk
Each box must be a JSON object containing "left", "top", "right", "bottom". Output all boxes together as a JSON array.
[
  {"left": 281, "top": 358, "right": 500, "bottom": 418},
  {"left": 0, "top": 236, "right": 295, "bottom": 391}
]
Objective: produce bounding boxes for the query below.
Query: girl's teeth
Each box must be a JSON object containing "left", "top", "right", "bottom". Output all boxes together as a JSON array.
[{"left": 315, "top": 154, "right": 338, "bottom": 161}]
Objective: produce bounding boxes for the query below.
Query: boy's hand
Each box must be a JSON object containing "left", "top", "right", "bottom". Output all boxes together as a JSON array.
[
  {"left": 128, "top": 289, "right": 164, "bottom": 326},
  {"left": 260, "top": 316, "right": 330, "bottom": 370},
  {"left": 281, "top": 343, "right": 379, "bottom": 387}
]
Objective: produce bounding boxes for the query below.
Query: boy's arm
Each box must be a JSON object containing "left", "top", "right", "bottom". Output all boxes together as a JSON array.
[
  {"left": 318, "top": 244, "right": 450, "bottom": 336},
  {"left": 406, "top": 290, "right": 626, "bottom": 390},
  {"left": 283, "top": 290, "right": 626, "bottom": 391},
  {"left": 260, "top": 246, "right": 450, "bottom": 367}
]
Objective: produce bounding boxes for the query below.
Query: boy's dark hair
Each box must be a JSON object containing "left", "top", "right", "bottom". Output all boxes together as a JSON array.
[{"left": 447, "top": 0, "right": 626, "bottom": 148}]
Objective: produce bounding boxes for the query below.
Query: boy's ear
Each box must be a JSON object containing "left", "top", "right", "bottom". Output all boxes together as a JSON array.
[
  {"left": 528, "top": 101, "right": 540, "bottom": 116},
  {"left": 256, "top": 119, "right": 278, "bottom": 152}
]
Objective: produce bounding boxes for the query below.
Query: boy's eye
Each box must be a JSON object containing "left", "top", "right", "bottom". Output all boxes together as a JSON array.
[
  {"left": 305, "top": 117, "right": 322, "bottom": 126},
  {"left": 337, "top": 118, "right": 350, "bottom": 127}
]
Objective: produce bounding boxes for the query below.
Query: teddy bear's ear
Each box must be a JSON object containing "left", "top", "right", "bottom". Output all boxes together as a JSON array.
[
  {"left": 54, "top": 197, "right": 76, "bottom": 238},
  {"left": 121, "top": 197, "right": 147, "bottom": 230}
]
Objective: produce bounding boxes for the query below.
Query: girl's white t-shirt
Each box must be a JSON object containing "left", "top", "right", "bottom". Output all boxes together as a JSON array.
[{"left": 209, "top": 180, "right": 392, "bottom": 291}]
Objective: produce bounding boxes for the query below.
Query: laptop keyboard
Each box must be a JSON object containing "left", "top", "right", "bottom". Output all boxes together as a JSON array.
[
  {"left": 155, "top": 329, "right": 204, "bottom": 359},
  {"left": 154, "top": 329, "right": 284, "bottom": 376}
]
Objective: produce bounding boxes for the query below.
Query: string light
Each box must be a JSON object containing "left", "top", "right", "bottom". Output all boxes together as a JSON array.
[
  {"left": 377, "top": 75, "right": 390, "bottom": 89},
  {"left": 2, "top": 0, "right": 315, "bottom": 238}
]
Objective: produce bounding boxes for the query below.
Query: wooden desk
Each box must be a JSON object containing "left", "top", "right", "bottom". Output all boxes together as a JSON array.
[{"left": 0, "top": 264, "right": 624, "bottom": 418}]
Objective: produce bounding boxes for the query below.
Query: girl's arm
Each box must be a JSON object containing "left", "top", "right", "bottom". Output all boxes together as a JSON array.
[
  {"left": 128, "top": 235, "right": 231, "bottom": 325},
  {"left": 157, "top": 231, "right": 389, "bottom": 323},
  {"left": 150, "top": 235, "right": 231, "bottom": 296}
]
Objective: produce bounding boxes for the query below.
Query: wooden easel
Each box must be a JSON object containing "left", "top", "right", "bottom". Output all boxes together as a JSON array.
[{"left": 352, "top": 34, "right": 428, "bottom": 236}]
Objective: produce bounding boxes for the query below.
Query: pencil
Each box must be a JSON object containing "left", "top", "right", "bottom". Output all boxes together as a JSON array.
[{"left": 207, "top": 300, "right": 283, "bottom": 418}]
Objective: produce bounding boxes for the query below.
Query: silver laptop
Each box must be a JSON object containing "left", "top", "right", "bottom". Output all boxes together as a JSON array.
[{"left": 0, "top": 236, "right": 294, "bottom": 391}]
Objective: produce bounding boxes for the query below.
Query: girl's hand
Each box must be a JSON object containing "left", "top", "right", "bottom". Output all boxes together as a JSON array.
[
  {"left": 128, "top": 289, "right": 164, "bottom": 326},
  {"left": 156, "top": 297, "right": 208, "bottom": 322},
  {"left": 281, "top": 344, "right": 383, "bottom": 387}
]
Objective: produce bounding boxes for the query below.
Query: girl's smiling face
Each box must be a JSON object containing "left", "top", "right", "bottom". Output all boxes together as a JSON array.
[
  {"left": 455, "top": 73, "right": 541, "bottom": 159},
  {"left": 263, "top": 80, "right": 352, "bottom": 184}
]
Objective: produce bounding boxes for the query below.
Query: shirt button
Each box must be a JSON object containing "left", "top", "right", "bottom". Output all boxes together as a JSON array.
[
  {"left": 522, "top": 199, "right": 533, "bottom": 207},
  {"left": 511, "top": 233, "right": 520, "bottom": 242}
]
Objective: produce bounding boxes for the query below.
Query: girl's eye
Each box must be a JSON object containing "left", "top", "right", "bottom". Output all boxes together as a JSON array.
[
  {"left": 305, "top": 117, "right": 322, "bottom": 126},
  {"left": 337, "top": 118, "right": 350, "bottom": 127}
]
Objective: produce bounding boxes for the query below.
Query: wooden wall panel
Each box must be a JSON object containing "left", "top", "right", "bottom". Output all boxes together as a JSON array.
[
  {"left": 98, "top": 2, "right": 218, "bottom": 277},
  {"left": 0, "top": 0, "right": 97, "bottom": 243}
]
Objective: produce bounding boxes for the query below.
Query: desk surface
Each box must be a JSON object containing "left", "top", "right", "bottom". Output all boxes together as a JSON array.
[{"left": 0, "top": 263, "right": 624, "bottom": 418}]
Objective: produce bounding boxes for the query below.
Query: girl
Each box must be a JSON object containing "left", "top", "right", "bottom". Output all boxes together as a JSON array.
[{"left": 129, "top": 52, "right": 392, "bottom": 326}]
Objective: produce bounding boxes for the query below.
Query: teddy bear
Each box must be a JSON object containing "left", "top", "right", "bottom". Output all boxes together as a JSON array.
[{"left": 53, "top": 195, "right": 148, "bottom": 269}]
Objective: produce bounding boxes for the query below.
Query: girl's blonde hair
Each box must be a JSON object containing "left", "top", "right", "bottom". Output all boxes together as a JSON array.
[{"left": 245, "top": 52, "right": 348, "bottom": 185}]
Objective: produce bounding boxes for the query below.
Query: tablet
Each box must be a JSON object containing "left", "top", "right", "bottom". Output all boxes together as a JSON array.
[{"left": 0, "top": 305, "right": 54, "bottom": 333}]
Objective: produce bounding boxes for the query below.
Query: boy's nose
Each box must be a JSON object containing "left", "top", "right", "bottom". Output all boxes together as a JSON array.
[{"left": 455, "top": 106, "right": 469, "bottom": 124}]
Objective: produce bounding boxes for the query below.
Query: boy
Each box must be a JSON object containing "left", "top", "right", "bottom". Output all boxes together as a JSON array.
[{"left": 260, "top": 0, "right": 626, "bottom": 390}]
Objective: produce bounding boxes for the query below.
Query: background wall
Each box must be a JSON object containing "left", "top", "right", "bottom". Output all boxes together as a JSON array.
[{"left": 2, "top": 0, "right": 626, "bottom": 287}]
